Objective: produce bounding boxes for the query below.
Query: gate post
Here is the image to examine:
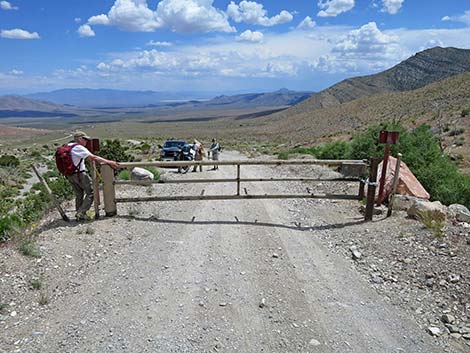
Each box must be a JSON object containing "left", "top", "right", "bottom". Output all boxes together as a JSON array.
[
  {"left": 365, "top": 157, "right": 379, "bottom": 221},
  {"left": 101, "top": 164, "right": 117, "bottom": 217}
]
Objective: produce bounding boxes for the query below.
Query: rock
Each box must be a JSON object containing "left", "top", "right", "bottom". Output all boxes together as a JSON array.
[
  {"left": 309, "top": 338, "right": 321, "bottom": 346},
  {"left": 371, "top": 275, "right": 384, "bottom": 284},
  {"left": 407, "top": 200, "right": 447, "bottom": 219},
  {"left": 448, "top": 204, "right": 470, "bottom": 223},
  {"left": 259, "top": 298, "right": 266, "bottom": 308},
  {"left": 349, "top": 246, "right": 362, "bottom": 260},
  {"left": 463, "top": 334, "right": 470, "bottom": 340},
  {"left": 450, "top": 333, "right": 462, "bottom": 339},
  {"left": 441, "top": 314, "right": 455, "bottom": 324},
  {"left": 447, "top": 274, "right": 460, "bottom": 283},
  {"left": 445, "top": 324, "right": 460, "bottom": 333},
  {"left": 10, "top": 311, "right": 17, "bottom": 317},
  {"left": 427, "top": 327, "right": 441, "bottom": 336},
  {"left": 425, "top": 278, "right": 434, "bottom": 287},
  {"left": 393, "top": 195, "right": 423, "bottom": 211},
  {"left": 130, "top": 167, "right": 154, "bottom": 181},
  {"left": 272, "top": 253, "right": 279, "bottom": 258}
]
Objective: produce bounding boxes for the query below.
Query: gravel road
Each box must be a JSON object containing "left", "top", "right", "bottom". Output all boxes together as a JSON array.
[{"left": 0, "top": 151, "right": 463, "bottom": 353}]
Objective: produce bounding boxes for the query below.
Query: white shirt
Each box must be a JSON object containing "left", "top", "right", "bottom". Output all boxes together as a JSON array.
[{"left": 68, "top": 143, "right": 91, "bottom": 172}]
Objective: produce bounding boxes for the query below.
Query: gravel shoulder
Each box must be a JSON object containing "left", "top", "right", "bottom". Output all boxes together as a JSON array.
[{"left": 0, "top": 150, "right": 468, "bottom": 353}]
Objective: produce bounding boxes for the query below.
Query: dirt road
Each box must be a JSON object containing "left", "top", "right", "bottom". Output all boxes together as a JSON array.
[{"left": 0, "top": 151, "right": 461, "bottom": 352}]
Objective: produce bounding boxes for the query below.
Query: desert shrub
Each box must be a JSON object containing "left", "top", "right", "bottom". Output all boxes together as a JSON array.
[
  {"left": 16, "top": 192, "right": 49, "bottom": 224},
  {"left": 417, "top": 211, "right": 446, "bottom": 239},
  {"left": 146, "top": 166, "right": 161, "bottom": 180},
  {"left": 48, "top": 176, "right": 73, "bottom": 201},
  {"left": 449, "top": 128, "right": 465, "bottom": 136},
  {"left": 0, "top": 155, "right": 20, "bottom": 167},
  {"left": 461, "top": 108, "right": 470, "bottom": 117},
  {"left": 29, "top": 150, "right": 42, "bottom": 158},
  {"left": 19, "top": 240, "right": 41, "bottom": 258},
  {"left": 139, "top": 143, "right": 151, "bottom": 154},
  {"left": 98, "top": 139, "right": 134, "bottom": 163},
  {"left": 118, "top": 170, "right": 130, "bottom": 180},
  {"left": 317, "top": 141, "right": 352, "bottom": 159},
  {"left": 455, "top": 137, "right": 465, "bottom": 146},
  {"left": 278, "top": 151, "right": 289, "bottom": 160},
  {"left": 0, "top": 214, "right": 23, "bottom": 243}
]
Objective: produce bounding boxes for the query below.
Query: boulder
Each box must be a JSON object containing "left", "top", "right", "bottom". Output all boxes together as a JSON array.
[
  {"left": 448, "top": 204, "right": 470, "bottom": 223},
  {"left": 407, "top": 200, "right": 447, "bottom": 219},
  {"left": 393, "top": 195, "right": 426, "bottom": 211},
  {"left": 131, "top": 167, "right": 154, "bottom": 181}
]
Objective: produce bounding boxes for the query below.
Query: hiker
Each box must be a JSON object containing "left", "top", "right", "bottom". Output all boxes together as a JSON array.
[
  {"left": 209, "top": 138, "right": 220, "bottom": 170},
  {"left": 56, "top": 131, "right": 119, "bottom": 221},
  {"left": 192, "top": 139, "right": 204, "bottom": 172}
]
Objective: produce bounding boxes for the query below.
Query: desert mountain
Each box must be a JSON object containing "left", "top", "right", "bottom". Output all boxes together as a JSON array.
[
  {"left": 0, "top": 96, "right": 79, "bottom": 118},
  {"left": 25, "top": 88, "right": 313, "bottom": 108},
  {"left": 203, "top": 89, "right": 313, "bottom": 107},
  {"left": 0, "top": 95, "right": 65, "bottom": 111},
  {"left": 25, "top": 89, "right": 215, "bottom": 108},
  {"left": 285, "top": 47, "right": 470, "bottom": 116}
]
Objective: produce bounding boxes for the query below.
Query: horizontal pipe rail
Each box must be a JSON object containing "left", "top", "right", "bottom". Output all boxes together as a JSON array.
[
  {"left": 114, "top": 177, "right": 361, "bottom": 185},
  {"left": 117, "top": 159, "right": 366, "bottom": 168},
  {"left": 115, "top": 193, "right": 361, "bottom": 203}
]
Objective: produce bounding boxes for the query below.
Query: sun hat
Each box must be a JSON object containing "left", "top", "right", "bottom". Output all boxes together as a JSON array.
[{"left": 73, "top": 130, "right": 91, "bottom": 140}]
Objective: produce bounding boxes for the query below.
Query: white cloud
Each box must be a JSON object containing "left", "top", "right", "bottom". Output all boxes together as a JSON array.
[
  {"left": 0, "top": 1, "right": 18, "bottom": 10},
  {"left": 156, "top": 0, "right": 234, "bottom": 33},
  {"left": 9, "top": 69, "right": 23, "bottom": 75},
  {"left": 146, "top": 40, "right": 173, "bottom": 46},
  {"left": 334, "top": 22, "right": 398, "bottom": 55},
  {"left": 313, "top": 22, "right": 404, "bottom": 73},
  {"left": 88, "top": 14, "right": 111, "bottom": 26},
  {"left": 78, "top": 24, "right": 95, "bottom": 37},
  {"left": 297, "top": 16, "right": 316, "bottom": 30},
  {"left": 82, "top": 0, "right": 234, "bottom": 35},
  {"left": 227, "top": 1, "right": 293, "bottom": 26},
  {"left": 317, "top": 0, "right": 355, "bottom": 17},
  {"left": 0, "top": 29, "right": 40, "bottom": 39},
  {"left": 442, "top": 10, "right": 470, "bottom": 25},
  {"left": 236, "top": 29, "right": 263, "bottom": 42},
  {"left": 381, "top": 0, "right": 403, "bottom": 15},
  {"left": 74, "top": 17, "right": 82, "bottom": 24}
]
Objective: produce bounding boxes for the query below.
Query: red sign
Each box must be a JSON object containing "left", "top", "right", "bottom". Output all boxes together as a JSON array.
[
  {"left": 86, "top": 138, "right": 100, "bottom": 153},
  {"left": 379, "top": 130, "right": 399, "bottom": 145}
]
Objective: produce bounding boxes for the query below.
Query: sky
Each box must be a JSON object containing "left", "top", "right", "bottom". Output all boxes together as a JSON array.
[{"left": 0, "top": 0, "right": 470, "bottom": 95}]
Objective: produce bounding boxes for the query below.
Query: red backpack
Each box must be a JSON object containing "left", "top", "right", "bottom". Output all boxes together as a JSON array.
[{"left": 55, "top": 143, "right": 79, "bottom": 176}]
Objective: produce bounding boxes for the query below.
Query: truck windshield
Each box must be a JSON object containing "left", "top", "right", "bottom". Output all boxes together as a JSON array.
[{"left": 164, "top": 141, "right": 185, "bottom": 148}]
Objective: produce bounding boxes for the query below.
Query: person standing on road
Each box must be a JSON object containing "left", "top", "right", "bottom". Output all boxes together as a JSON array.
[
  {"left": 63, "top": 131, "right": 119, "bottom": 221},
  {"left": 209, "top": 138, "right": 220, "bottom": 170},
  {"left": 192, "top": 139, "right": 204, "bottom": 172}
]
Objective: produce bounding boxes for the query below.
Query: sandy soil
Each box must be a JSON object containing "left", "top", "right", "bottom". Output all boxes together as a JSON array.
[{"left": 0, "top": 151, "right": 466, "bottom": 353}]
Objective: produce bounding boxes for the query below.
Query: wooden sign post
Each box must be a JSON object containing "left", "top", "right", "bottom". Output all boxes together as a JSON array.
[{"left": 377, "top": 130, "right": 399, "bottom": 206}]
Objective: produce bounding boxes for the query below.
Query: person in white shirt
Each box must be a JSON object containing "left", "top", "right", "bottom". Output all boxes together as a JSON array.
[
  {"left": 67, "top": 131, "right": 119, "bottom": 221},
  {"left": 209, "top": 138, "right": 220, "bottom": 170}
]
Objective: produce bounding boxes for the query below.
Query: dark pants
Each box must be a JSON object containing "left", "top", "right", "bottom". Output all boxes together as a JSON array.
[{"left": 67, "top": 172, "right": 93, "bottom": 215}]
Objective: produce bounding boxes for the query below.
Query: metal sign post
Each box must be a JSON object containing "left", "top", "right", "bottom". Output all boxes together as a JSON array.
[{"left": 377, "top": 130, "right": 399, "bottom": 206}]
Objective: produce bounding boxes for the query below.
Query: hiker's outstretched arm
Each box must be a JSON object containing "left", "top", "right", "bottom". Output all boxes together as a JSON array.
[{"left": 88, "top": 154, "right": 120, "bottom": 169}]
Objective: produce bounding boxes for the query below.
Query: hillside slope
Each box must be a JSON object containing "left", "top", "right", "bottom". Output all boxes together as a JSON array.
[
  {"left": 261, "top": 72, "right": 470, "bottom": 138},
  {"left": 0, "top": 96, "right": 65, "bottom": 111},
  {"left": 285, "top": 47, "right": 470, "bottom": 116}
]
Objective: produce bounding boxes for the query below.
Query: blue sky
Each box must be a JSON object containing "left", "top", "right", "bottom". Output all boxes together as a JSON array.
[{"left": 1, "top": 0, "right": 470, "bottom": 94}]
